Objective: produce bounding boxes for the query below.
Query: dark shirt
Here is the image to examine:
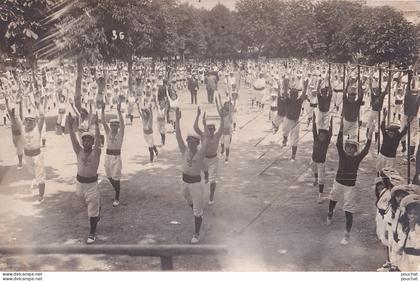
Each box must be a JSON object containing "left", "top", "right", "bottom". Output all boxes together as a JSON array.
[
  {"left": 277, "top": 96, "right": 286, "bottom": 117},
  {"left": 380, "top": 121, "right": 407, "bottom": 158},
  {"left": 343, "top": 94, "right": 363, "bottom": 122},
  {"left": 317, "top": 92, "right": 332, "bottom": 113},
  {"left": 312, "top": 121, "right": 332, "bottom": 163},
  {"left": 404, "top": 91, "right": 420, "bottom": 116},
  {"left": 285, "top": 97, "right": 304, "bottom": 121},
  {"left": 335, "top": 131, "right": 371, "bottom": 186},
  {"left": 370, "top": 92, "right": 386, "bottom": 112},
  {"left": 157, "top": 85, "right": 167, "bottom": 103}
]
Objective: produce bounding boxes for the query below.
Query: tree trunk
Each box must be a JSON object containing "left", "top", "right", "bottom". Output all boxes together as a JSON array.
[
  {"left": 75, "top": 56, "right": 83, "bottom": 111},
  {"left": 30, "top": 57, "right": 39, "bottom": 94},
  {"left": 128, "top": 55, "right": 133, "bottom": 96}
]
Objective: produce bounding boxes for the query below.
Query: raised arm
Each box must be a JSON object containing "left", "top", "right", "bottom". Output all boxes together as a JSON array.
[
  {"left": 193, "top": 107, "right": 204, "bottom": 138},
  {"left": 117, "top": 102, "right": 124, "bottom": 137},
  {"left": 37, "top": 97, "right": 46, "bottom": 133},
  {"left": 359, "top": 128, "right": 373, "bottom": 159},
  {"left": 336, "top": 118, "right": 344, "bottom": 156},
  {"left": 67, "top": 113, "right": 81, "bottom": 155},
  {"left": 93, "top": 113, "right": 101, "bottom": 152},
  {"left": 101, "top": 105, "right": 110, "bottom": 135},
  {"left": 175, "top": 108, "right": 186, "bottom": 153},
  {"left": 312, "top": 112, "right": 317, "bottom": 140}
]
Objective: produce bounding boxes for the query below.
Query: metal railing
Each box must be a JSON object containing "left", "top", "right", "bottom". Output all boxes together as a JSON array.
[{"left": 0, "top": 245, "right": 228, "bottom": 271}]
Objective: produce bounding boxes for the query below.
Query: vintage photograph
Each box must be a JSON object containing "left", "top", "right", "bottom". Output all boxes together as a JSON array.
[{"left": 0, "top": 0, "right": 419, "bottom": 274}]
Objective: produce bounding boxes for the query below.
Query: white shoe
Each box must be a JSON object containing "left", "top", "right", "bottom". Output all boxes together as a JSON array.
[
  {"left": 86, "top": 234, "right": 96, "bottom": 244},
  {"left": 326, "top": 213, "right": 333, "bottom": 226},
  {"left": 191, "top": 234, "right": 200, "bottom": 244},
  {"left": 208, "top": 200, "right": 215, "bottom": 205},
  {"left": 32, "top": 197, "right": 44, "bottom": 205},
  {"left": 317, "top": 196, "right": 324, "bottom": 204},
  {"left": 340, "top": 232, "right": 350, "bottom": 245},
  {"left": 112, "top": 200, "right": 120, "bottom": 207},
  {"left": 17, "top": 165, "right": 23, "bottom": 170}
]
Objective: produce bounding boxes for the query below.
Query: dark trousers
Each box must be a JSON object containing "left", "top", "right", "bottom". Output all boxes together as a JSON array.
[
  {"left": 207, "top": 89, "right": 214, "bottom": 104},
  {"left": 190, "top": 91, "right": 197, "bottom": 104}
]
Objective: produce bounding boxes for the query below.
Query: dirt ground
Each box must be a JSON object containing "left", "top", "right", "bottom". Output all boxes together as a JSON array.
[{"left": 0, "top": 84, "right": 415, "bottom": 271}]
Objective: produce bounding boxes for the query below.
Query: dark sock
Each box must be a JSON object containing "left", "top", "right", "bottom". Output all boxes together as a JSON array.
[
  {"left": 89, "top": 216, "right": 99, "bottom": 235},
  {"left": 328, "top": 200, "right": 337, "bottom": 217},
  {"left": 42, "top": 139, "right": 46, "bottom": 147},
  {"left": 153, "top": 145, "right": 158, "bottom": 155},
  {"left": 409, "top": 145, "right": 415, "bottom": 158},
  {"left": 114, "top": 180, "right": 120, "bottom": 201},
  {"left": 291, "top": 146, "right": 297, "bottom": 159},
  {"left": 18, "top": 154, "right": 22, "bottom": 166},
  {"left": 194, "top": 216, "right": 202, "bottom": 235},
  {"left": 402, "top": 141, "right": 406, "bottom": 152},
  {"left": 226, "top": 148, "right": 230, "bottom": 160},
  {"left": 314, "top": 173, "right": 318, "bottom": 183},
  {"left": 319, "top": 184, "right": 324, "bottom": 194},
  {"left": 38, "top": 183, "right": 45, "bottom": 198},
  {"left": 61, "top": 126, "right": 65, "bottom": 133},
  {"left": 130, "top": 115, "right": 133, "bottom": 123},
  {"left": 204, "top": 171, "right": 209, "bottom": 182},
  {"left": 283, "top": 136, "right": 287, "bottom": 145},
  {"left": 3, "top": 116, "right": 6, "bottom": 125},
  {"left": 374, "top": 132, "right": 379, "bottom": 143},
  {"left": 210, "top": 182, "right": 216, "bottom": 201},
  {"left": 221, "top": 144, "right": 225, "bottom": 155},
  {"left": 148, "top": 147, "right": 154, "bottom": 162},
  {"left": 161, "top": 133, "right": 165, "bottom": 145},
  {"left": 345, "top": 211, "right": 353, "bottom": 233}
]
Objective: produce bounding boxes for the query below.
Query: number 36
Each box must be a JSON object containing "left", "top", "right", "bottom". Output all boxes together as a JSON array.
[{"left": 112, "top": 30, "right": 125, "bottom": 40}]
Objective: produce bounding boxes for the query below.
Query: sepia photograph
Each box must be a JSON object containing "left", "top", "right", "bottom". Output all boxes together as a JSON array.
[{"left": 0, "top": 0, "right": 419, "bottom": 277}]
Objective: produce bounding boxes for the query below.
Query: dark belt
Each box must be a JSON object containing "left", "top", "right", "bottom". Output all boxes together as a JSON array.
[
  {"left": 404, "top": 248, "right": 420, "bottom": 256},
  {"left": 310, "top": 103, "right": 318, "bottom": 108},
  {"left": 106, "top": 149, "right": 121, "bottom": 156},
  {"left": 270, "top": 106, "right": 277, "bottom": 111},
  {"left": 12, "top": 129, "right": 21, "bottom": 136},
  {"left": 24, "top": 148, "right": 41, "bottom": 157},
  {"left": 334, "top": 90, "right": 343, "bottom": 93},
  {"left": 395, "top": 100, "right": 403, "bottom": 105},
  {"left": 205, "top": 154, "right": 217, "bottom": 159},
  {"left": 378, "top": 209, "right": 386, "bottom": 217},
  {"left": 182, "top": 173, "right": 201, "bottom": 184},
  {"left": 77, "top": 174, "right": 98, "bottom": 184}
]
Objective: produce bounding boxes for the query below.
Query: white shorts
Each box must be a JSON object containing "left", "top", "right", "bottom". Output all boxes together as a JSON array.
[
  {"left": 104, "top": 154, "right": 122, "bottom": 180},
  {"left": 375, "top": 211, "right": 388, "bottom": 246},
  {"left": 343, "top": 119, "right": 358, "bottom": 139},
  {"left": 310, "top": 161, "right": 326, "bottom": 185},
  {"left": 273, "top": 115, "right": 284, "bottom": 128},
  {"left": 144, "top": 132, "right": 154, "bottom": 147},
  {"left": 76, "top": 181, "right": 100, "bottom": 218},
  {"left": 13, "top": 134, "right": 24, "bottom": 155},
  {"left": 57, "top": 113, "right": 66, "bottom": 127},
  {"left": 375, "top": 153, "right": 396, "bottom": 174},
  {"left": 203, "top": 156, "right": 218, "bottom": 183},
  {"left": 317, "top": 111, "right": 330, "bottom": 130},
  {"left": 182, "top": 181, "right": 204, "bottom": 217},
  {"left": 24, "top": 153, "right": 46, "bottom": 185},
  {"left": 367, "top": 110, "right": 379, "bottom": 133},
  {"left": 282, "top": 117, "right": 300, "bottom": 146},
  {"left": 401, "top": 115, "right": 418, "bottom": 144},
  {"left": 157, "top": 120, "right": 166, "bottom": 134},
  {"left": 221, "top": 134, "right": 232, "bottom": 148},
  {"left": 329, "top": 180, "right": 357, "bottom": 213}
]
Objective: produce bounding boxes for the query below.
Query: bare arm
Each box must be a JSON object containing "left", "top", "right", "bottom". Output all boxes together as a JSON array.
[
  {"left": 101, "top": 106, "right": 110, "bottom": 135},
  {"left": 175, "top": 108, "right": 186, "bottom": 153},
  {"left": 117, "top": 102, "right": 124, "bottom": 137},
  {"left": 93, "top": 114, "right": 101, "bottom": 152},
  {"left": 193, "top": 107, "right": 204, "bottom": 138},
  {"left": 67, "top": 113, "right": 81, "bottom": 155}
]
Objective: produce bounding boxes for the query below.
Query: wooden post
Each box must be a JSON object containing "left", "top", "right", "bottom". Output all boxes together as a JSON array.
[
  {"left": 357, "top": 65, "right": 361, "bottom": 142},
  {"left": 387, "top": 62, "right": 392, "bottom": 126},
  {"left": 407, "top": 70, "right": 413, "bottom": 184},
  {"left": 378, "top": 68, "right": 382, "bottom": 154},
  {"left": 161, "top": 256, "right": 173, "bottom": 270}
]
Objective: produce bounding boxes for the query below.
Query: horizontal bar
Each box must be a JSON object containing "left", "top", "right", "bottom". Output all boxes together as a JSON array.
[{"left": 0, "top": 245, "right": 228, "bottom": 257}]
